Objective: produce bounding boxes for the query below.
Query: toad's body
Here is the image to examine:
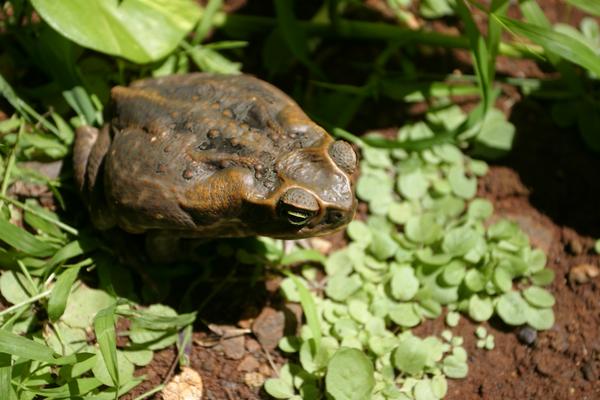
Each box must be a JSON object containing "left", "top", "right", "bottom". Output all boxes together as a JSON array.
[{"left": 74, "top": 73, "right": 357, "bottom": 243}]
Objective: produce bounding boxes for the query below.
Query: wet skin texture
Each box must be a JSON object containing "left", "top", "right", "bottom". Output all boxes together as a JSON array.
[{"left": 73, "top": 73, "right": 357, "bottom": 247}]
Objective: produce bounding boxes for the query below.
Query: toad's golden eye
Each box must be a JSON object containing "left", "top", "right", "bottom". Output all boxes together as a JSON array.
[{"left": 278, "top": 188, "right": 319, "bottom": 226}]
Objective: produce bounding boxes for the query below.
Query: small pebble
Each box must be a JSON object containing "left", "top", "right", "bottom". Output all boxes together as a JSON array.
[
  {"left": 582, "top": 361, "right": 597, "bottom": 381},
  {"left": 569, "top": 263, "right": 599, "bottom": 284},
  {"left": 162, "top": 367, "right": 203, "bottom": 400},
  {"left": 517, "top": 325, "right": 537, "bottom": 345}
]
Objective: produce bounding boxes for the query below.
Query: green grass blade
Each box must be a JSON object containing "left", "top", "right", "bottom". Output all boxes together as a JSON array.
[
  {"left": 518, "top": 0, "right": 583, "bottom": 91},
  {"left": 0, "top": 329, "right": 57, "bottom": 363},
  {"left": 0, "top": 121, "right": 23, "bottom": 206},
  {"left": 455, "top": 0, "right": 491, "bottom": 111},
  {"left": 0, "top": 73, "right": 61, "bottom": 138},
  {"left": 331, "top": 126, "right": 455, "bottom": 151},
  {"left": 497, "top": 15, "right": 600, "bottom": 76},
  {"left": 47, "top": 265, "right": 82, "bottom": 322},
  {"left": 192, "top": 0, "right": 223, "bottom": 44},
  {"left": 62, "top": 87, "right": 100, "bottom": 126},
  {"left": 566, "top": 0, "right": 600, "bottom": 16},
  {"left": 93, "top": 304, "right": 119, "bottom": 388},
  {"left": 22, "top": 377, "right": 102, "bottom": 397},
  {"left": 0, "top": 218, "right": 57, "bottom": 257},
  {"left": 284, "top": 271, "right": 321, "bottom": 350},
  {"left": 0, "top": 352, "right": 13, "bottom": 400},
  {"left": 0, "top": 290, "right": 52, "bottom": 319},
  {"left": 488, "top": 0, "right": 510, "bottom": 74},
  {"left": 273, "top": 0, "right": 326, "bottom": 78},
  {"left": 117, "top": 308, "right": 196, "bottom": 331},
  {"left": 280, "top": 249, "right": 327, "bottom": 266},
  {"left": 42, "top": 238, "right": 96, "bottom": 273}
]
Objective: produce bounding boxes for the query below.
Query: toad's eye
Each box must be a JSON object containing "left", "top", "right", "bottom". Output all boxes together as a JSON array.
[
  {"left": 286, "top": 209, "right": 314, "bottom": 225},
  {"left": 278, "top": 188, "right": 319, "bottom": 226}
]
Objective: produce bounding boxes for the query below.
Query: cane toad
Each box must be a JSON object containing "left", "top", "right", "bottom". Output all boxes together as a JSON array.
[{"left": 73, "top": 73, "right": 357, "bottom": 245}]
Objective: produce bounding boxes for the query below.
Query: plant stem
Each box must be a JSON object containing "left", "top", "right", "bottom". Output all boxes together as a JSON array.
[
  {"left": 0, "top": 289, "right": 52, "bottom": 318},
  {"left": 0, "top": 120, "right": 23, "bottom": 211},
  {"left": 222, "top": 15, "right": 545, "bottom": 59},
  {"left": 0, "top": 194, "right": 78, "bottom": 235}
]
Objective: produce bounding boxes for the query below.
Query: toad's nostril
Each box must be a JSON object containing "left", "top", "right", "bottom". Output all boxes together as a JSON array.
[
  {"left": 328, "top": 210, "right": 345, "bottom": 224},
  {"left": 329, "top": 140, "right": 357, "bottom": 174}
]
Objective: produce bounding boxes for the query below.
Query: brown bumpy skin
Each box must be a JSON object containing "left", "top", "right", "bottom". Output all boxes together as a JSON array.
[{"left": 73, "top": 73, "right": 358, "bottom": 244}]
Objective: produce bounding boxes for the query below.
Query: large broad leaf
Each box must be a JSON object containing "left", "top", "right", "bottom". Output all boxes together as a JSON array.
[{"left": 30, "top": 0, "right": 202, "bottom": 63}]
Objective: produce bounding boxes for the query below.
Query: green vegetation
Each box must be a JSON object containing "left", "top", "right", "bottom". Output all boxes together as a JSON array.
[
  {"left": 267, "top": 107, "right": 555, "bottom": 399},
  {"left": 0, "top": 0, "right": 598, "bottom": 399}
]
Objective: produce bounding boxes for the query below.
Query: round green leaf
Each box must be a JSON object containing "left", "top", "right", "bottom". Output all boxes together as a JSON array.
[
  {"left": 92, "top": 350, "right": 134, "bottom": 387},
  {"left": 526, "top": 307, "right": 555, "bottom": 330},
  {"left": 122, "top": 349, "right": 153, "bottom": 366},
  {"left": 265, "top": 378, "right": 295, "bottom": 399},
  {"left": 525, "top": 249, "right": 547, "bottom": 274},
  {"left": 467, "top": 199, "right": 493, "bottom": 220},
  {"left": 369, "top": 231, "right": 399, "bottom": 261},
  {"left": 441, "top": 261, "right": 466, "bottom": 286},
  {"left": 326, "top": 348, "right": 375, "bottom": 400},
  {"left": 348, "top": 300, "right": 371, "bottom": 324},
  {"left": 31, "top": 0, "right": 202, "bottom": 63},
  {"left": 442, "top": 226, "right": 481, "bottom": 256},
  {"left": 0, "top": 271, "right": 36, "bottom": 305},
  {"left": 333, "top": 318, "right": 359, "bottom": 340},
  {"left": 347, "top": 220, "right": 372, "bottom": 245},
  {"left": 362, "top": 146, "right": 393, "bottom": 168},
  {"left": 62, "top": 284, "right": 115, "bottom": 328},
  {"left": 278, "top": 336, "right": 301, "bottom": 353},
  {"left": 496, "top": 292, "right": 529, "bottom": 326},
  {"left": 398, "top": 169, "right": 429, "bottom": 200},
  {"left": 416, "top": 299, "right": 443, "bottom": 319},
  {"left": 390, "top": 266, "right": 420, "bottom": 301},
  {"left": 405, "top": 214, "right": 441, "bottom": 244},
  {"left": 492, "top": 264, "right": 513, "bottom": 293},
  {"left": 357, "top": 174, "right": 393, "bottom": 202},
  {"left": 464, "top": 269, "right": 487, "bottom": 292},
  {"left": 431, "top": 196, "right": 465, "bottom": 219},
  {"left": 445, "top": 311, "right": 460, "bottom": 327},
  {"left": 468, "top": 295, "right": 493, "bottom": 322},
  {"left": 442, "top": 354, "right": 468, "bottom": 379},
  {"left": 469, "top": 159, "right": 489, "bottom": 176},
  {"left": 416, "top": 248, "right": 452, "bottom": 266},
  {"left": 393, "top": 336, "right": 428, "bottom": 375},
  {"left": 530, "top": 268, "right": 555, "bottom": 286},
  {"left": 388, "top": 202, "right": 413, "bottom": 225},
  {"left": 413, "top": 379, "right": 436, "bottom": 400},
  {"left": 487, "top": 219, "right": 519, "bottom": 240},
  {"left": 447, "top": 165, "right": 477, "bottom": 199},
  {"left": 326, "top": 274, "right": 362, "bottom": 302},
  {"left": 389, "top": 303, "right": 421, "bottom": 328},
  {"left": 433, "top": 144, "right": 463, "bottom": 164},
  {"left": 522, "top": 286, "right": 555, "bottom": 308},
  {"left": 431, "top": 375, "right": 448, "bottom": 398}
]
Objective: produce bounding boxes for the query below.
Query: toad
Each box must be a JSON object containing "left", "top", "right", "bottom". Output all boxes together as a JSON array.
[{"left": 73, "top": 73, "right": 357, "bottom": 257}]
